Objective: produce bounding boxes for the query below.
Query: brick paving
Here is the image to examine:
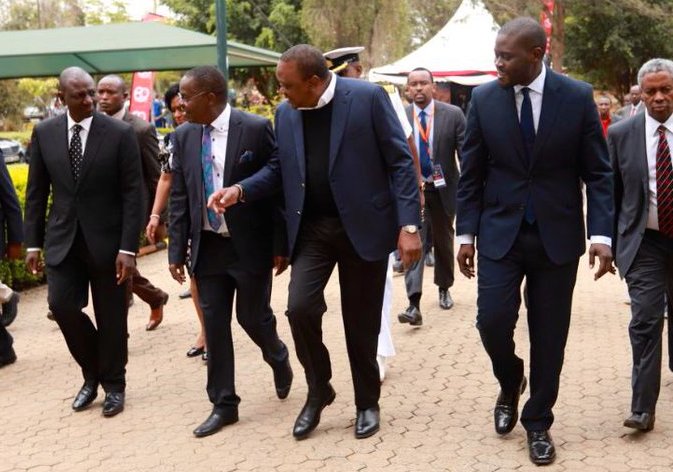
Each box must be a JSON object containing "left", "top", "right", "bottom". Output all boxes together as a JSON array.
[{"left": 2, "top": 247, "right": 673, "bottom": 471}]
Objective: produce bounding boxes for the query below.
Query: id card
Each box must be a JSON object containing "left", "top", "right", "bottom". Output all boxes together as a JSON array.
[{"left": 432, "top": 164, "right": 447, "bottom": 188}]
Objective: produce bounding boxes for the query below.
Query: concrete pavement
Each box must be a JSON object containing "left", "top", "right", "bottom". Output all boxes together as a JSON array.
[{"left": 1, "top": 248, "right": 673, "bottom": 471}]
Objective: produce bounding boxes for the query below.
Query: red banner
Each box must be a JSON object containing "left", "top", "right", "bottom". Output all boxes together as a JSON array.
[
  {"left": 540, "top": 0, "right": 554, "bottom": 56},
  {"left": 128, "top": 71, "right": 154, "bottom": 122}
]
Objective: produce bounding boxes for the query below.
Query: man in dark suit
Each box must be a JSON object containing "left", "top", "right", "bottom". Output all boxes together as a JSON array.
[
  {"left": 456, "top": 18, "right": 614, "bottom": 465},
  {"left": 25, "top": 67, "right": 143, "bottom": 417},
  {"left": 614, "top": 84, "right": 644, "bottom": 121},
  {"left": 96, "top": 75, "right": 169, "bottom": 332},
  {"left": 609, "top": 58, "right": 673, "bottom": 433},
  {"left": 168, "top": 66, "right": 293, "bottom": 438},
  {"left": 399, "top": 67, "right": 465, "bottom": 326},
  {"left": 0, "top": 149, "right": 23, "bottom": 367},
  {"left": 210, "top": 44, "right": 422, "bottom": 440}
]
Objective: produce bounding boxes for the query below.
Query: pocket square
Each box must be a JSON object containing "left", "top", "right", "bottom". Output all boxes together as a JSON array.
[{"left": 239, "top": 150, "right": 254, "bottom": 163}]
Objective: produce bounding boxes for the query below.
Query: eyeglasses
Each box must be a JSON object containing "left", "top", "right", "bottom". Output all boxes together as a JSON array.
[{"left": 177, "top": 90, "right": 208, "bottom": 104}]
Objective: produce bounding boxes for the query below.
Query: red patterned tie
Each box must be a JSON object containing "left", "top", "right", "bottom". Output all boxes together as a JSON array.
[{"left": 656, "top": 125, "right": 673, "bottom": 238}]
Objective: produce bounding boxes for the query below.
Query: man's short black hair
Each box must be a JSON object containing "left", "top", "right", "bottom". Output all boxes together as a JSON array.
[
  {"left": 409, "top": 67, "right": 434, "bottom": 83},
  {"left": 280, "top": 44, "right": 330, "bottom": 80},
  {"left": 498, "top": 17, "right": 547, "bottom": 51},
  {"left": 183, "top": 66, "right": 227, "bottom": 97}
]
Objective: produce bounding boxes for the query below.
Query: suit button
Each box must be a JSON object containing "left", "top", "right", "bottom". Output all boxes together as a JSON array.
[
  {"left": 301, "top": 183, "right": 305, "bottom": 188},
  {"left": 296, "top": 210, "right": 301, "bottom": 215}
]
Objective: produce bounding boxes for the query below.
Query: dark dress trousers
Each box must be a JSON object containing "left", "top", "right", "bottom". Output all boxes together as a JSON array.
[
  {"left": 404, "top": 101, "right": 465, "bottom": 297},
  {"left": 609, "top": 113, "right": 673, "bottom": 414},
  {"left": 456, "top": 68, "right": 613, "bottom": 431},
  {"left": 168, "top": 108, "right": 288, "bottom": 412},
  {"left": 25, "top": 112, "right": 143, "bottom": 393},
  {"left": 239, "top": 77, "right": 421, "bottom": 409}
]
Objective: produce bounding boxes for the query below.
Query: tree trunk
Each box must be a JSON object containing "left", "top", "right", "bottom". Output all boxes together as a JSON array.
[{"left": 550, "top": 0, "right": 564, "bottom": 72}]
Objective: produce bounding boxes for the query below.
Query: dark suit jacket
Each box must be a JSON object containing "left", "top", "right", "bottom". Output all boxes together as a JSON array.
[
  {"left": 240, "top": 77, "right": 421, "bottom": 262},
  {"left": 0, "top": 153, "right": 23, "bottom": 257},
  {"left": 456, "top": 68, "right": 614, "bottom": 265},
  {"left": 25, "top": 112, "right": 143, "bottom": 267},
  {"left": 608, "top": 113, "right": 652, "bottom": 277},
  {"left": 406, "top": 101, "right": 465, "bottom": 216},
  {"left": 168, "top": 108, "right": 287, "bottom": 275},
  {"left": 122, "top": 112, "right": 161, "bottom": 219}
]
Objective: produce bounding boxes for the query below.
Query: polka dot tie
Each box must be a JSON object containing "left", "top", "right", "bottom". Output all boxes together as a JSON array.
[{"left": 69, "top": 124, "right": 83, "bottom": 181}]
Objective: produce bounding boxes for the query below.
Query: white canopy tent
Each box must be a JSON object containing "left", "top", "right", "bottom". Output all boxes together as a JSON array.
[{"left": 368, "top": 0, "right": 499, "bottom": 85}]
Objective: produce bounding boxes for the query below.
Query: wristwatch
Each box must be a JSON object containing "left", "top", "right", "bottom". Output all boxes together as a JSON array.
[{"left": 402, "top": 225, "right": 418, "bottom": 234}]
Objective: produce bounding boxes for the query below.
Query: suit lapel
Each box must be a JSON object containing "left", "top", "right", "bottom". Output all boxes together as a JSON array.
[
  {"left": 77, "top": 112, "right": 105, "bottom": 186},
  {"left": 632, "top": 115, "right": 650, "bottom": 200},
  {"left": 224, "top": 109, "right": 242, "bottom": 186},
  {"left": 289, "top": 109, "right": 305, "bottom": 181},
  {"left": 53, "top": 114, "right": 76, "bottom": 189},
  {"left": 432, "top": 104, "right": 446, "bottom": 159},
  {"left": 531, "top": 70, "right": 563, "bottom": 167},
  {"left": 328, "top": 82, "right": 352, "bottom": 173}
]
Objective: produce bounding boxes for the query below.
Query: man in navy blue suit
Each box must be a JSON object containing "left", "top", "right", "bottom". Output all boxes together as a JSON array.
[
  {"left": 210, "top": 44, "right": 422, "bottom": 440},
  {"left": 456, "top": 18, "right": 614, "bottom": 465}
]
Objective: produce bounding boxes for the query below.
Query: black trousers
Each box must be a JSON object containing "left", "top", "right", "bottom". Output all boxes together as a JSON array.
[
  {"left": 625, "top": 230, "right": 673, "bottom": 413},
  {"left": 476, "top": 222, "right": 578, "bottom": 431},
  {"left": 287, "top": 217, "right": 388, "bottom": 410},
  {"left": 0, "top": 322, "right": 12, "bottom": 357},
  {"left": 195, "top": 231, "right": 288, "bottom": 412},
  {"left": 47, "top": 231, "right": 129, "bottom": 393}
]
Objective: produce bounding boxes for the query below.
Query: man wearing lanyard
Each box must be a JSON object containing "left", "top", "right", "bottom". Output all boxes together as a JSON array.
[{"left": 398, "top": 67, "right": 466, "bottom": 326}]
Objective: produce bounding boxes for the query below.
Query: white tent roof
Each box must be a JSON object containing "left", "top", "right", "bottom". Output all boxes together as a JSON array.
[{"left": 369, "top": 0, "right": 499, "bottom": 85}]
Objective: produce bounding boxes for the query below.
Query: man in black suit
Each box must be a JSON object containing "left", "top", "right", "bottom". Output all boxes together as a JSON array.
[
  {"left": 168, "top": 66, "right": 293, "bottom": 438},
  {"left": 96, "top": 74, "right": 169, "bottom": 331},
  {"left": 456, "top": 18, "right": 613, "bottom": 465},
  {"left": 25, "top": 67, "right": 143, "bottom": 417},
  {"left": 399, "top": 67, "right": 465, "bottom": 326},
  {"left": 210, "top": 45, "right": 422, "bottom": 440},
  {"left": 609, "top": 58, "right": 673, "bottom": 433},
  {"left": 0, "top": 149, "right": 23, "bottom": 367}
]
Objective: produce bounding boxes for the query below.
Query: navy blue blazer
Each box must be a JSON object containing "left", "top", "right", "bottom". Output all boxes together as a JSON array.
[
  {"left": 456, "top": 68, "right": 613, "bottom": 265},
  {"left": 240, "top": 76, "right": 421, "bottom": 262}
]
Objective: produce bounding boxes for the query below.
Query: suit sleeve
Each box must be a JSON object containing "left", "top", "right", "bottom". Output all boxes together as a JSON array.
[
  {"left": 258, "top": 119, "right": 288, "bottom": 258},
  {"left": 24, "top": 127, "right": 51, "bottom": 249},
  {"left": 456, "top": 92, "right": 487, "bottom": 237},
  {"left": 607, "top": 131, "right": 622, "bottom": 263},
  {"left": 579, "top": 86, "right": 614, "bottom": 240},
  {"left": 371, "top": 86, "right": 421, "bottom": 227},
  {"left": 139, "top": 124, "right": 161, "bottom": 211},
  {"left": 0, "top": 156, "right": 23, "bottom": 245},
  {"left": 167, "top": 130, "right": 190, "bottom": 265},
  {"left": 452, "top": 107, "right": 467, "bottom": 170},
  {"left": 238, "top": 109, "right": 283, "bottom": 202},
  {"left": 118, "top": 126, "right": 144, "bottom": 254}
]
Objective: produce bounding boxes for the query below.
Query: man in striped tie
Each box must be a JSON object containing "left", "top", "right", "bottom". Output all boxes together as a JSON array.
[{"left": 609, "top": 58, "right": 673, "bottom": 433}]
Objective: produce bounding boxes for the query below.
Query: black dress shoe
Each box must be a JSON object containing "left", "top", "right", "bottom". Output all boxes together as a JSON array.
[
  {"left": 102, "top": 392, "right": 125, "bottom": 417},
  {"left": 273, "top": 359, "right": 293, "bottom": 399},
  {"left": 624, "top": 412, "right": 655, "bottom": 431},
  {"left": 527, "top": 430, "right": 556, "bottom": 465},
  {"left": 494, "top": 376, "right": 527, "bottom": 435},
  {"left": 0, "top": 347, "right": 17, "bottom": 368},
  {"left": 355, "top": 407, "right": 380, "bottom": 439},
  {"left": 439, "top": 289, "right": 453, "bottom": 310},
  {"left": 293, "top": 385, "right": 336, "bottom": 440},
  {"left": 398, "top": 306, "right": 422, "bottom": 326},
  {"left": 0, "top": 292, "right": 20, "bottom": 327},
  {"left": 193, "top": 409, "right": 239, "bottom": 437},
  {"left": 72, "top": 382, "right": 98, "bottom": 411},
  {"left": 186, "top": 346, "right": 205, "bottom": 358}
]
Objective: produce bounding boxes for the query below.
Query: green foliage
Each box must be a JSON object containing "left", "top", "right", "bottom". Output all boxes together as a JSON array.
[{"left": 83, "top": 0, "right": 130, "bottom": 24}]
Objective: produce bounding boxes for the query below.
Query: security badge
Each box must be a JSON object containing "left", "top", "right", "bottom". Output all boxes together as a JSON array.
[{"left": 432, "top": 164, "right": 446, "bottom": 188}]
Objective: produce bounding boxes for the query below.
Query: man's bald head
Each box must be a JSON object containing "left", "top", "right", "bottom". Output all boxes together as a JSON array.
[
  {"left": 97, "top": 74, "right": 128, "bottom": 116},
  {"left": 59, "top": 67, "right": 93, "bottom": 90},
  {"left": 58, "top": 66, "right": 95, "bottom": 122},
  {"left": 498, "top": 17, "right": 547, "bottom": 52}
]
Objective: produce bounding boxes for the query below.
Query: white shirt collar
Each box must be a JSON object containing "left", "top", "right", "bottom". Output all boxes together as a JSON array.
[
  {"left": 66, "top": 112, "right": 93, "bottom": 132},
  {"left": 298, "top": 72, "right": 337, "bottom": 110},
  {"left": 645, "top": 110, "right": 673, "bottom": 137},
  {"left": 209, "top": 104, "right": 231, "bottom": 132},
  {"left": 514, "top": 65, "right": 546, "bottom": 95},
  {"left": 413, "top": 99, "right": 435, "bottom": 116},
  {"left": 111, "top": 107, "right": 126, "bottom": 121}
]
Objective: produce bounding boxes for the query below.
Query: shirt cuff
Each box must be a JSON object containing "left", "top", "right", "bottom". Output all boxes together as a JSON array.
[
  {"left": 26, "top": 248, "right": 41, "bottom": 253},
  {"left": 589, "top": 235, "right": 611, "bottom": 247},
  {"left": 119, "top": 250, "right": 136, "bottom": 256},
  {"left": 456, "top": 234, "right": 475, "bottom": 245}
]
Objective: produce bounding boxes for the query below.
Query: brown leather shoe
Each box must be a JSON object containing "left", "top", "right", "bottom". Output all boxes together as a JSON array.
[{"left": 146, "top": 293, "right": 169, "bottom": 331}]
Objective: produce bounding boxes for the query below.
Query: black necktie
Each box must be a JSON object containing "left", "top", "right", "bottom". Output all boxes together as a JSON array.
[
  {"left": 519, "top": 87, "right": 536, "bottom": 223},
  {"left": 69, "top": 124, "right": 83, "bottom": 181}
]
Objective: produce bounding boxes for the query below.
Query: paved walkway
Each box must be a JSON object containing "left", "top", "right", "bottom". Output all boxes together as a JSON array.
[{"left": 2, "top": 248, "right": 672, "bottom": 471}]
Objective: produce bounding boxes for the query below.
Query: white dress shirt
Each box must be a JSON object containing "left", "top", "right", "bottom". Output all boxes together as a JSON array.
[
  {"left": 457, "top": 66, "right": 611, "bottom": 247},
  {"left": 644, "top": 112, "right": 673, "bottom": 231},
  {"left": 413, "top": 100, "right": 435, "bottom": 162},
  {"left": 203, "top": 105, "right": 232, "bottom": 235},
  {"left": 297, "top": 72, "right": 336, "bottom": 110}
]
